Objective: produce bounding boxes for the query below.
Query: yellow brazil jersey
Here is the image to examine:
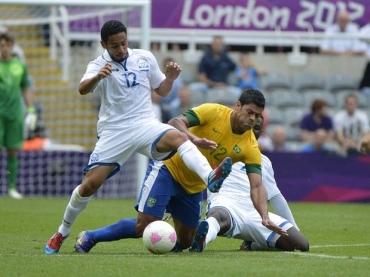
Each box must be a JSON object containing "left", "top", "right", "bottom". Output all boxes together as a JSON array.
[{"left": 164, "top": 103, "right": 261, "bottom": 194}]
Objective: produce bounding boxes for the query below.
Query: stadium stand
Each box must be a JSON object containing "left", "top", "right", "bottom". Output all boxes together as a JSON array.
[
  {"left": 325, "top": 73, "right": 359, "bottom": 93},
  {"left": 291, "top": 72, "right": 325, "bottom": 92},
  {"left": 1, "top": 2, "right": 370, "bottom": 198}
]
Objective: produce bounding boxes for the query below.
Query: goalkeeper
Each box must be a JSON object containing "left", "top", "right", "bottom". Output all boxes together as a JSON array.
[{"left": 0, "top": 32, "right": 37, "bottom": 199}]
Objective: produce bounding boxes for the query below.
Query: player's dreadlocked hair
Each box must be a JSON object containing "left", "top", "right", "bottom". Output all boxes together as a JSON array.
[
  {"left": 238, "top": 89, "right": 265, "bottom": 109},
  {"left": 100, "top": 20, "right": 127, "bottom": 43}
]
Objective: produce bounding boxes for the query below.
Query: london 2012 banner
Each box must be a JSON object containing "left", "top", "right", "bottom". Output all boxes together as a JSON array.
[{"left": 151, "top": 0, "right": 370, "bottom": 31}]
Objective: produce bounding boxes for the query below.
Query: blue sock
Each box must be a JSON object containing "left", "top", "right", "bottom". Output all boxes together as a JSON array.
[{"left": 89, "top": 218, "right": 138, "bottom": 242}]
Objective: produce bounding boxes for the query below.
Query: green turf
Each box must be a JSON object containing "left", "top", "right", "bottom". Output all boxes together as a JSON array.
[{"left": 1, "top": 198, "right": 370, "bottom": 277}]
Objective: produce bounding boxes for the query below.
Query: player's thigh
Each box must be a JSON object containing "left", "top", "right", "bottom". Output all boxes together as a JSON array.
[
  {"left": 136, "top": 160, "right": 175, "bottom": 221},
  {"left": 167, "top": 189, "right": 203, "bottom": 229},
  {"left": 2, "top": 116, "right": 23, "bottom": 149},
  {"left": 242, "top": 212, "right": 293, "bottom": 249},
  {"left": 84, "top": 129, "right": 136, "bottom": 178},
  {"left": 154, "top": 129, "right": 188, "bottom": 152},
  {"left": 134, "top": 121, "right": 185, "bottom": 159},
  {"left": 169, "top": 191, "right": 203, "bottom": 247}
]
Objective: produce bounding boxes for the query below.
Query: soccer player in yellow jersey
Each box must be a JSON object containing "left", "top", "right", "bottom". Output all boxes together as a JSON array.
[{"left": 74, "top": 89, "right": 287, "bottom": 253}]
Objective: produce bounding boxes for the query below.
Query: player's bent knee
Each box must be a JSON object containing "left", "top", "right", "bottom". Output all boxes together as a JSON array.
[{"left": 297, "top": 240, "right": 310, "bottom": 252}]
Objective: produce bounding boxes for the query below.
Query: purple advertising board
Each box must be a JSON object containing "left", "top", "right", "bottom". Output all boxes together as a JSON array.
[
  {"left": 1, "top": 151, "right": 369, "bottom": 202},
  {"left": 151, "top": 0, "right": 370, "bottom": 31}
]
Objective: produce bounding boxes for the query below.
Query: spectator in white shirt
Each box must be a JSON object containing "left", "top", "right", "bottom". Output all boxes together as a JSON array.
[
  {"left": 334, "top": 93, "right": 370, "bottom": 155},
  {"left": 320, "top": 10, "right": 367, "bottom": 56}
]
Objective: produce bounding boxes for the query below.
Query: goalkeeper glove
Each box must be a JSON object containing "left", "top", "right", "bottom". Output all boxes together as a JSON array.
[{"left": 25, "top": 106, "right": 37, "bottom": 131}]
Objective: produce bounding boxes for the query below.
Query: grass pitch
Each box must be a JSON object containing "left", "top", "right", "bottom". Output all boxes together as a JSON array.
[{"left": 1, "top": 198, "right": 370, "bottom": 277}]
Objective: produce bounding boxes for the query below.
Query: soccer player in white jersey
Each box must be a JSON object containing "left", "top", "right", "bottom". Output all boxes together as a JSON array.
[
  {"left": 44, "top": 20, "right": 232, "bottom": 254},
  {"left": 191, "top": 116, "right": 309, "bottom": 252}
]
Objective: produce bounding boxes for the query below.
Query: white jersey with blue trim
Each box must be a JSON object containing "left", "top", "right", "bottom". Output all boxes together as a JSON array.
[
  {"left": 208, "top": 154, "right": 281, "bottom": 204},
  {"left": 80, "top": 48, "right": 165, "bottom": 133}
]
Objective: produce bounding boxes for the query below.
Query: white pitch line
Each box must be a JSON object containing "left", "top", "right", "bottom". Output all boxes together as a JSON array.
[
  {"left": 285, "top": 252, "right": 370, "bottom": 260},
  {"left": 310, "top": 243, "right": 370, "bottom": 249}
]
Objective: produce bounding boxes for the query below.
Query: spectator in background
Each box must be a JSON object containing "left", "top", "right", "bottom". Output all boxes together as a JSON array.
[
  {"left": 300, "top": 99, "right": 334, "bottom": 143},
  {"left": 160, "top": 57, "right": 184, "bottom": 122},
  {"left": 171, "top": 86, "right": 191, "bottom": 117},
  {"left": 334, "top": 94, "right": 370, "bottom": 155},
  {"left": 170, "top": 43, "right": 181, "bottom": 52},
  {"left": 0, "top": 32, "right": 37, "bottom": 199},
  {"left": 300, "top": 128, "right": 331, "bottom": 153},
  {"left": 320, "top": 10, "right": 367, "bottom": 56},
  {"left": 234, "top": 53, "right": 266, "bottom": 90},
  {"left": 190, "top": 36, "right": 237, "bottom": 94},
  {"left": 270, "top": 125, "right": 289, "bottom": 152}
]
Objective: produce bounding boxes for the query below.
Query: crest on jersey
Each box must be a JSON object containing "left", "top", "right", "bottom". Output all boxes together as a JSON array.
[
  {"left": 233, "top": 145, "right": 242, "bottom": 154},
  {"left": 147, "top": 197, "right": 156, "bottom": 207},
  {"left": 137, "top": 58, "right": 149, "bottom": 72}
]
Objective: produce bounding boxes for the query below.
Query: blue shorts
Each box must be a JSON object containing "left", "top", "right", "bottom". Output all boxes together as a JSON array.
[{"left": 135, "top": 160, "right": 203, "bottom": 228}]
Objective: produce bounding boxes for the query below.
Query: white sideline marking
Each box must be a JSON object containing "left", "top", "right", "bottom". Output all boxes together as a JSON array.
[
  {"left": 286, "top": 252, "right": 370, "bottom": 260},
  {"left": 310, "top": 243, "right": 370, "bottom": 249},
  {"left": 285, "top": 243, "right": 370, "bottom": 260}
]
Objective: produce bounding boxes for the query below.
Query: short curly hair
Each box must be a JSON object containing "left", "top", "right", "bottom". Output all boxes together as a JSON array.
[
  {"left": 100, "top": 20, "right": 127, "bottom": 43},
  {"left": 238, "top": 89, "right": 265, "bottom": 108}
]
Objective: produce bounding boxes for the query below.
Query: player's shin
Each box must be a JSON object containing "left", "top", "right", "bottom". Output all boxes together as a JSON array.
[
  {"left": 58, "top": 185, "right": 92, "bottom": 236},
  {"left": 93, "top": 218, "right": 138, "bottom": 242},
  {"left": 177, "top": 140, "right": 212, "bottom": 183}
]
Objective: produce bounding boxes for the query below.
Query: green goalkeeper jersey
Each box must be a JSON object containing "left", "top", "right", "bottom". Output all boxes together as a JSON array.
[{"left": 0, "top": 57, "right": 30, "bottom": 120}]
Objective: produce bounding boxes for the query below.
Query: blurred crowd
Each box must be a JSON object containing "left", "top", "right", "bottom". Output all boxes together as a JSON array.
[{"left": 149, "top": 10, "right": 370, "bottom": 157}]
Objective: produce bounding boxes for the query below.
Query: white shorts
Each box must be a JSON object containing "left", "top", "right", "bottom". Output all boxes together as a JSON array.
[
  {"left": 84, "top": 120, "right": 176, "bottom": 178},
  {"left": 207, "top": 195, "right": 293, "bottom": 248}
]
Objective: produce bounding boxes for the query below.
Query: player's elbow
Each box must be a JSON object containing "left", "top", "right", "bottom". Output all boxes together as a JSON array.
[{"left": 78, "top": 86, "right": 89, "bottom": 95}]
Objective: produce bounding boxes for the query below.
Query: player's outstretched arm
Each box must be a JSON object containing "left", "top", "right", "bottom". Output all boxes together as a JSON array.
[
  {"left": 168, "top": 114, "right": 217, "bottom": 150},
  {"left": 79, "top": 63, "right": 112, "bottom": 95},
  {"left": 249, "top": 173, "right": 288, "bottom": 236}
]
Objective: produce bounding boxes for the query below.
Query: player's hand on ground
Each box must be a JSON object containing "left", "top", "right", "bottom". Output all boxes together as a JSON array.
[
  {"left": 97, "top": 63, "right": 112, "bottom": 80},
  {"left": 262, "top": 219, "right": 289, "bottom": 236},
  {"left": 164, "top": 62, "right": 181, "bottom": 81},
  {"left": 192, "top": 137, "right": 218, "bottom": 150}
]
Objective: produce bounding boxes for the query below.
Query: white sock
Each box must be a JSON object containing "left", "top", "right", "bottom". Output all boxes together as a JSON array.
[
  {"left": 58, "top": 185, "right": 92, "bottom": 237},
  {"left": 205, "top": 217, "right": 220, "bottom": 245},
  {"left": 177, "top": 140, "right": 212, "bottom": 183}
]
